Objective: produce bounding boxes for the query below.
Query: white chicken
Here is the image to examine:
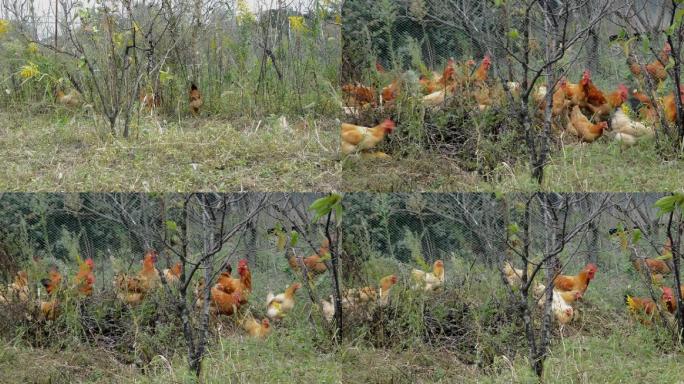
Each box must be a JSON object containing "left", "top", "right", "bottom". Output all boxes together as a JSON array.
[
  {"left": 411, "top": 260, "right": 445, "bottom": 291},
  {"left": 611, "top": 109, "right": 654, "bottom": 146},
  {"left": 266, "top": 283, "right": 301, "bottom": 320}
]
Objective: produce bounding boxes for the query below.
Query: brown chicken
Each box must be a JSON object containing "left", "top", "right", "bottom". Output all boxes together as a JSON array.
[
  {"left": 569, "top": 105, "right": 608, "bottom": 142},
  {"left": 5, "top": 271, "right": 30, "bottom": 303},
  {"left": 39, "top": 267, "right": 63, "bottom": 321},
  {"left": 240, "top": 314, "right": 271, "bottom": 338},
  {"left": 56, "top": 89, "right": 82, "bottom": 108},
  {"left": 189, "top": 83, "right": 203, "bottom": 116},
  {"left": 115, "top": 249, "right": 159, "bottom": 304},
  {"left": 645, "top": 43, "right": 671, "bottom": 82},
  {"left": 210, "top": 285, "right": 243, "bottom": 316},
  {"left": 139, "top": 89, "right": 161, "bottom": 112},
  {"left": 381, "top": 79, "right": 400, "bottom": 104},
  {"left": 586, "top": 84, "right": 628, "bottom": 119},
  {"left": 74, "top": 258, "right": 95, "bottom": 296},
  {"left": 662, "top": 86, "right": 684, "bottom": 123},
  {"left": 343, "top": 274, "right": 398, "bottom": 308},
  {"left": 625, "top": 287, "right": 674, "bottom": 325},
  {"left": 342, "top": 83, "right": 376, "bottom": 108},
  {"left": 553, "top": 263, "right": 598, "bottom": 295},
  {"left": 288, "top": 239, "right": 329, "bottom": 274},
  {"left": 340, "top": 119, "right": 395, "bottom": 156},
  {"left": 40, "top": 267, "right": 62, "bottom": 295},
  {"left": 163, "top": 262, "right": 182, "bottom": 285},
  {"left": 472, "top": 55, "right": 491, "bottom": 82}
]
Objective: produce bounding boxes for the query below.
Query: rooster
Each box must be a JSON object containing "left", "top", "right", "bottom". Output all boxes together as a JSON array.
[
  {"left": 411, "top": 260, "right": 445, "bottom": 291},
  {"left": 341, "top": 119, "right": 396, "bottom": 157},
  {"left": 74, "top": 258, "right": 95, "bottom": 296},
  {"left": 56, "top": 89, "right": 82, "bottom": 108},
  {"left": 189, "top": 83, "right": 203, "bottom": 116},
  {"left": 266, "top": 282, "right": 302, "bottom": 320},
  {"left": 553, "top": 263, "right": 597, "bottom": 295},
  {"left": 240, "top": 314, "right": 271, "bottom": 338},
  {"left": 569, "top": 105, "right": 608, "bottom": 142}
]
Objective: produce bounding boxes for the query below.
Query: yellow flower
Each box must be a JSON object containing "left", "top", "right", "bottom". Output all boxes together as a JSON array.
[
  {"left": 26, "top": 42, "right": 39, "bottom": 54},
  {"left": 289, "top": 16, "right": 308, "bottom": 34},
  {"left": 0, "top": 19, "right": 9, "bottom": 36},
  {"left": 20, "top": 62, "right": 40, "bottom": 79}
]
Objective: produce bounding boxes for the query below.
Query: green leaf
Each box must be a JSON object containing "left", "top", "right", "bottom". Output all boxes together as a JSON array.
[
  {"left": 507, "top": 29, "right": 519, "bottom": 40},
  {"left": 165, "top": 220, "right": 177, "bottom": 232},
  {"left": 631, "top": 229, "right": 641, "bottom": 244},
  {"left": 290, "top": 231, "right": 299, "bottom": 246},
  {"left": 308, "top": 194, "right": 344, "bottom": 222},
  {"left": 508, "top": 223, "right": 519, "bottom": 235},
  {"left": 642, "top": 35, "right": 650, "bottom": 53}
]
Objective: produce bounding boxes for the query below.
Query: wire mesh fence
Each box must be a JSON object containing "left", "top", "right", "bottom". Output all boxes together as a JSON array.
[
  {"left": 341, "top": 0, "right": 652, "bottom": 88},
  {"left": 341, "top": 193, "right": 671, "bottom": 278}
]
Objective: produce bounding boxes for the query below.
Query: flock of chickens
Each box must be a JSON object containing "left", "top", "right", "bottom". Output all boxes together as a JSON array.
[
  {"left": 0, "top": 241, "right": 446, "bottom": 341},
  {"left": 53, "top": 83, "right": 203, "bottom": 116},
  {"left": 502, "top": 235, "right": 683, "bottom": 328},
  {"left": 340, "top": 43, "right": 681, "bottom": 158}
]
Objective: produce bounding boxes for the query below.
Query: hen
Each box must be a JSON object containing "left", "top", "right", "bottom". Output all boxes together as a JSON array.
[
  {"left": 340, "top": 119, "right": 396, "bottom": 156},
  {"left": 163, "top": 262, "right": 182, "bottom": 285},
  {"left": 411, "top": 260, "right": 445, "bottom": 291},
  {"left": 74, "top": 258, "right": 95, "bottom": 296},
  {"left": 39, "top": 267, "right": 63, "bottom": 321},
  {"left": 569, "top": 105, "right": 608, "bottom": 142},
  {"left": 240, "top": 314, "right": 271, "bottom": 338},
  {"left": 553, "top": 263, "right": 597, "bottom": 295},
  {"left": 189, "top": 83, "right": 203, "bottom": 116},
  {"left": 611, "top": 109, "right": 654, "bottom": 146},
  {"left": 115, "top": 249, "right": 160, "bottom": 305},
  {"left": 266, "top": 282, "right": 302, "bottom": 320},
  {"left": 625, "top": 287, "right": 674, "bottom": 325},
  {"left": 287, "top": 239, "right": 330, "bottom": 277},
  {"left": 56, "top": 89, "right": 82, "bottom": 108}
]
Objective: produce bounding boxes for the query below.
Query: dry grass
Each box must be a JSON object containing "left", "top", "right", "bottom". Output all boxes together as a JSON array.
[{"left": 0, "top": 112, "right": 340, "bottom": 192}]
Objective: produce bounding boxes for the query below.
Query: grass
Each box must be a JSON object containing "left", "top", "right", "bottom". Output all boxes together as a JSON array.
[
  {"left": 0, "top": 111, "right": 340, "bottom": 192},
  {"left": 1, "top": 253, "right": 683, "bottom": 383},
  {"left": 342, "top": 137, "right": 684, "bottom": 192}
]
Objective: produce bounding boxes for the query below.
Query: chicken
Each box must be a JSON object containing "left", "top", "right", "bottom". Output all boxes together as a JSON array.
[
  {"left": 579, "top": 70, "right": 607, "bottom": 108},
  {"left": 375, "top": 61, "right": 386, "bottom": 73},
  {"left": 342, "top": 83, "right": 376, "bottom": 108},
  {"left": 266, "top": 282, "right": 302, "bottom": 320},
  {"left": 533, "top": 85, "right": 548, "bottom": 106},
  {"left": 73, "top": 258, "right": 95, "bottom": 296},
  {"left": 343, "top": 274, "right": 399, "bottom": 308},
  {"left": 632, "top": 255, "right": 671, "bottom": 275},
  {"left": 611, "top": 109, "right": 654, "bottom": 146},
  {"left": 340, "top": 119, "right": 396, "bottom": 156},
  {"left": 537, "top": 288, "right": 578, "bottom": 325},
  {"left": 661, "top": 287, "right": 677, "bottom": 314},
  {"left": 288, "top": 239, "right": 330, "bottom": 275},
  {"left": 645, "top": 43, "right": 671, "bottom": 83},
  {"left": 569, "top": 105, "right": 608, "bottom": 142},
  {"left": 380, "top": 79, "right": 400, "bottom": 104},
  {"left": 472, "top": 55, "right": 491, "bottom": 82},
  {"left": 625, "top": 287, "right": 674, "bottom": 325},
  {"left": 210, "top": 285, "right": 243, "bottom": 316},
  {"left": 321, "top": 295, "right": 335, "bottom": 322},
  {"left": 411, "top": 260, "right": 445, "bottom": 291},
  {"left": 40, "top": 268, "right": 62, "bottom": 295},
  {"left": 237, "top": 259, "right": 252, "bottom": 294},
  {"left": 56, "top": 89, "right": 82, "bottom": 108},
  {"left": 5, "top": 271, "right": 30, "bottom": 303},
  {"left": 115, "top": 249, "right": 159, "bottom": 304},
  {"left": 502, "top": 261, "right": 536, "bottom": 289},
  {"left": 240, "top": 314, "right": 271, "bottom": 338},
  {"left": 422, "top": 84, "right": 456, "bottom": 108},
  {"left": 553, "top": 263, "right": 598, "bottom": 295},
  {"left": 163, "top": 262, "right": 182, "bottom": 285},
  {"left": 39, "top": 267, "right": 63, "bottom": 321},
  {"left": 586, "top": 84, "right": 628, "bottom": 119},
  {"left": 189, "top": 83, "right": 203, "bottom": 116},
  {"left": 662, "top": 86, "right": 684, "bottom": 123},
  {"left": 139, "top": 89, "right": 161, "bottom": 112}
]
